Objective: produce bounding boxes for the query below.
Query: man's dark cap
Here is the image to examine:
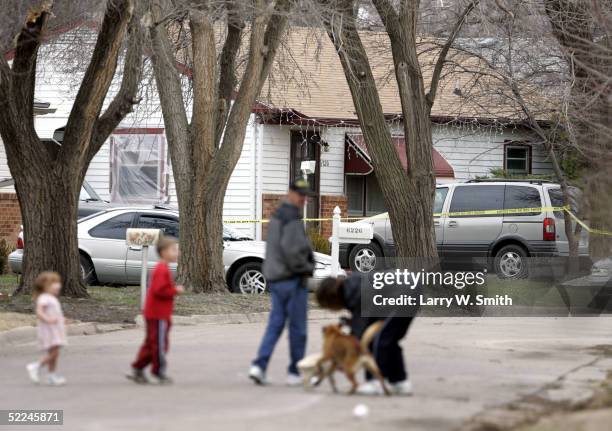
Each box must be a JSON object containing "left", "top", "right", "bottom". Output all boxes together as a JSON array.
[{"left": 289, "top": 178, "right": 312, "bottom": 196}]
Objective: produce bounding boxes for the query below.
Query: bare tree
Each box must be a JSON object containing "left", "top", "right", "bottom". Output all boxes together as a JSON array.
[
  {"left": 147, "top": 0, "right": 291, "bottom": 292},
  {"left": 545, "top": 0, "right": 612, "bottom": 259},
  {"left": 448, "top": 1, "right": 585, "bottom": 268},
  {"left": 317, "top": 0, "right": 478, "bottom": 269},
  {"left": 0, "top": 0, "right": 145, "bottom": 296}
]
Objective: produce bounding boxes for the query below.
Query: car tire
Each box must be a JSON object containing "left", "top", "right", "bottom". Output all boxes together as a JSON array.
[
  {"left": 230, "top": 261, "right": 267, "bottom": 294},
  {"left": 79, "top": 253, "right": 97, "bottom": 285},
  {"left": 349, "top": 243, "right": 382, "bottom": 274},
  {"left": 494, "top": 244, "right": 528, "bottom": 279}
]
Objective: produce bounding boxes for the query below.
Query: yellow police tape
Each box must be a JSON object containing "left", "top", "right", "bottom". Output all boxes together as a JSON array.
[{"left": 223, "top": 205, "right": 612, "bottom": 236}]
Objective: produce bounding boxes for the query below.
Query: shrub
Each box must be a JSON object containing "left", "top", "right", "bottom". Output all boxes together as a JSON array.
[
  {"left": 307, "top": 227, "right": 330, "bottom": 255},
  {"left": 0, "top": 239, "right": 13, "bottom": 275}
]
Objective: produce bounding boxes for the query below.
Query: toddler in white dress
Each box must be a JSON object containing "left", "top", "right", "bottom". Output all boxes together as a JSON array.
[{"left": 26, "top": 272, "right": 67, "bottom": 386}]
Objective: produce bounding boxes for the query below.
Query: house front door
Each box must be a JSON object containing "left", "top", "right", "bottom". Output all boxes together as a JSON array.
[{"left": 290, "top": 131, "right": 320, "bottom": 220}]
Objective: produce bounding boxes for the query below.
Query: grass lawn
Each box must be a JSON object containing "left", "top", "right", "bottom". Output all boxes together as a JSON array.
[{"left": 0, "top": 274, "right": 285, "bottom": 326}]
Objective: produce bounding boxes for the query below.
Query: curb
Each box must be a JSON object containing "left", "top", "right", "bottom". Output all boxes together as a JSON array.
[
  {"left": 0, "top": 309, "right": 340, "bottom": 348},
  {"left": 0, "top": 322, "right": 135, "bottom": 349},
  {"left": 134, "top": 309, "right": 340, "bottom": 327}
]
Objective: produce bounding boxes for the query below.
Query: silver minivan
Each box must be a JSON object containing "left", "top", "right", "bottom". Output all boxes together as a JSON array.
[{"left": 340, "top": 180, "right": 590, "bottom": 278}]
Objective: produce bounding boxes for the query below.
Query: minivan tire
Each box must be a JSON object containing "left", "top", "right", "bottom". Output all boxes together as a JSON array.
[
  {"left": 494, "top": 244, "right": 528, "bottom": 279},
  {"left": 349, "top": 243, "right": 382, "bottom": 273}
]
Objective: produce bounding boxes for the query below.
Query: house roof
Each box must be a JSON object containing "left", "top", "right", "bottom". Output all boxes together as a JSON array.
[{"left": 258, "top": 27, "right": 552, "bottom": 123}]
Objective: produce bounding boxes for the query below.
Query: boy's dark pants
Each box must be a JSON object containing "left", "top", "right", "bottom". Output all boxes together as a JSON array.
[
  {"left": 368, "top": 316, "right": 413, "bottom": 384},
  {"left": 132, "top": 319, "right": 171, "bottom": 376}
]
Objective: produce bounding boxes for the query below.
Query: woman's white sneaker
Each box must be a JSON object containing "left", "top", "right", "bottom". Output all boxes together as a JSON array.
[
  {"left": 26, "top": 362, "right": 40, "bottom": 384},
  {"left": 286, "top": 373, "right": 302, "bottom": 387},
  {"left": 390, "top": 379, "right": 413, "bottom": 396},
  {"left": 356, "top": 380, "right": 385, "bottom": 396}
]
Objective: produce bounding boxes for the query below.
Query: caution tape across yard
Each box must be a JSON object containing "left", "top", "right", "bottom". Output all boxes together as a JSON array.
[{"left": 223, "top": 205, "right": 612, "bottom": 236}]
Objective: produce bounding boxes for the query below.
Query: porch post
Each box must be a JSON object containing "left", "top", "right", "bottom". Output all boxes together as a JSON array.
[{"left": 330, "top": 206, "right": 341, "bottom": 275}]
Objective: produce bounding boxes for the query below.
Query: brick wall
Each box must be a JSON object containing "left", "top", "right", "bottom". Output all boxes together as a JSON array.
[
  {"left": 320, "top": 195, "right": 348, "bottom": 238},
  {"left": 0, "top": 192, "right": 21, "bottom": 244},
  {"left": 261, "top": 193, "right": 348, "bottom": 240},
  {"left": 261, "top": 193, "right": 286, "bottom": 239}
]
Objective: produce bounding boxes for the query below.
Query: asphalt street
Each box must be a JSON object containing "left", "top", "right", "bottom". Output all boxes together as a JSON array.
[{"left": 1, "top": 316, "right": 611, "bottom": 431}]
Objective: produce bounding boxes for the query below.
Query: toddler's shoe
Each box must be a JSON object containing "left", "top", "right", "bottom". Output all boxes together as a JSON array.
[
  {"left": 26, "top": 362, "right": 40, "bottom": 384},
  {"left": 154, "top": 374, "right": 173, "bottom": 385},
  {"left": 47, "top": 374, "right": 66, "bottom": 386},
  {"left": 125, "top": 367, "right": 149, "bottom": 384}
]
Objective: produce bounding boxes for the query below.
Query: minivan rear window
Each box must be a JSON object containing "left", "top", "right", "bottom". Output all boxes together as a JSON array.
[
  {"left": 449, "top": 185, "right": 505, "bottom": 217},
  {"left": 548, "top": 188, "right": 580, "bottom": 217},
  {"left": 504, "top": 186, "right": 542, "bottom": 216}
]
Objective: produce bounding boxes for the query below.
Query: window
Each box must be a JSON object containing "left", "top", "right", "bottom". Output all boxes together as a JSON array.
[
  {"left": 548, "top": 188, "right": 581, "bottom": 218},
  {"left": 346, "top": 176, "right": 364, "bottom": 216},
  {"left": 345, "top": 174, "right": 387, "bottom": 217},
  {"left": 110, "top": 132, "right": 167, "bottom": 204},
  {"left": 504, "top": 186, "right": 542, "bottom": 216},
  {"left": 449, "top": 185, "right": 505, "bottom": 217},
  {"left": 137, "top": 214, "right": 179, "bottom": 238},
  {"left": 365, "top": 175, "right": 386, "bottom": 216},
  {"left": 290, "top": 131, "right": 320, "bottom": 219},
  {"left": 504, "top": 144, "right": 531, "bottom": 175},
  {"left": 89, "top": 213, "right": 134, "bottom": 240},
  {"left": 434, "top": 188, "right": 448, "bottom": 214}
]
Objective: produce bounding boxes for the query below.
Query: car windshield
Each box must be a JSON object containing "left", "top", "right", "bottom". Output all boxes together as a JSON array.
[{"left": 223, "top": 225, "right": 252, "bottom": 241}]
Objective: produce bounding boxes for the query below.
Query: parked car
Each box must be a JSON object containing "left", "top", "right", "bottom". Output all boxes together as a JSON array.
[
  {"left": 0, "top": 177, "right": 111, "bottom": 218},
  {"left": 340, "top": 179, "right": 591, "bottom": 278},
  {"left": 8, "top": 206, "right": 344, "bottom": 293}
]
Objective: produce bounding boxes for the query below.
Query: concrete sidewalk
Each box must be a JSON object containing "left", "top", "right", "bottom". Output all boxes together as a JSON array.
[{"left": 0, "top": 317, "right": 611, "bottom": 431}]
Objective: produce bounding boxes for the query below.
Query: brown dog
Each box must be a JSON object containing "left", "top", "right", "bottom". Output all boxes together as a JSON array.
[{"left": 313, "top": 321, "right": 390, "bottom": 395}]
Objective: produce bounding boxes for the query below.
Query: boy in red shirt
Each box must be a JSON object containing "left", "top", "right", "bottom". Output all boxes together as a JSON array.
[{"left": 127, "top": 236, "right": 184, "bottom": 384}]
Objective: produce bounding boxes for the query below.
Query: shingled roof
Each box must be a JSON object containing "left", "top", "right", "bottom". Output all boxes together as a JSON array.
[{"left": 257, "top": 27, "right": 552, "bottom": 123}]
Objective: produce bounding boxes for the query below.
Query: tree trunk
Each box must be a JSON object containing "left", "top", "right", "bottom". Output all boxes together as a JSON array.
[
  {"left": 0, "top": 0, "right": 143, "bottom": 297},
  {"left": 323, "top": 0, "right": 438, "bottom": 271},
  {"left": 149, "top": 0, "right": 290, "bottom": 292},
  {"left": 172, "top": 139, "right": 227, "bottom": 293},
  {"left": 11, "top": 156, "right": 86, "bottom": 297}
]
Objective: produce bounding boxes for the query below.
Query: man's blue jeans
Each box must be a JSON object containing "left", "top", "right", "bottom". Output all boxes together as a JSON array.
[{"left": 253, "top": 277, "right": 308, "bottom": 375}]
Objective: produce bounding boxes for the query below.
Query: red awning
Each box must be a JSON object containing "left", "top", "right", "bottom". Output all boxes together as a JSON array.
[{"left": 344, "top": 134, "right": 455, "bottom": 178}]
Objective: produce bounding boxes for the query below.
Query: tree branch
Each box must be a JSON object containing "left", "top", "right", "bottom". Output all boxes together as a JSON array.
[
  {"left": 371, "top": 0, "right": 400, "bottom": 41},
  {"left": 148, "top": 0, "right": 191, "bottom": 187},
  {"left": 61, "top": 0, "right": 134, "bottom": 156},
  {"left": 426, "top": 0, "right": 479, "bottom": 108},
  {"left": 11, "top": 0, "right": 54, "bottom": 121},
  {"left": 87, "top": 0, "right": 146, "bottom": 166},
  {"left": 215, "top": 0, "right": 245, "bottom": 144},
  {"left": 189, "top": 7, "right": 217, "bottom": 161},
  {"left": 214, "top": 0, "right": 290, "bottom": 172}
]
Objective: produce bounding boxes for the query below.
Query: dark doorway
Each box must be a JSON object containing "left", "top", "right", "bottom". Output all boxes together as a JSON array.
[{"left": 290, "top": 130, "right": 320, "bottom": 220}]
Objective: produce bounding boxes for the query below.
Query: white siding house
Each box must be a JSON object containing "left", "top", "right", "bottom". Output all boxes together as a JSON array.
[{"left": 0, "top": 23, "right": 555, "bottom": 241}]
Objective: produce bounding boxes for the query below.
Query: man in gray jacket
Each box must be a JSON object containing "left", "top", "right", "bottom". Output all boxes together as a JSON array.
[{"left": 249, "top": 179, "right": 314, "bottom": 386}]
